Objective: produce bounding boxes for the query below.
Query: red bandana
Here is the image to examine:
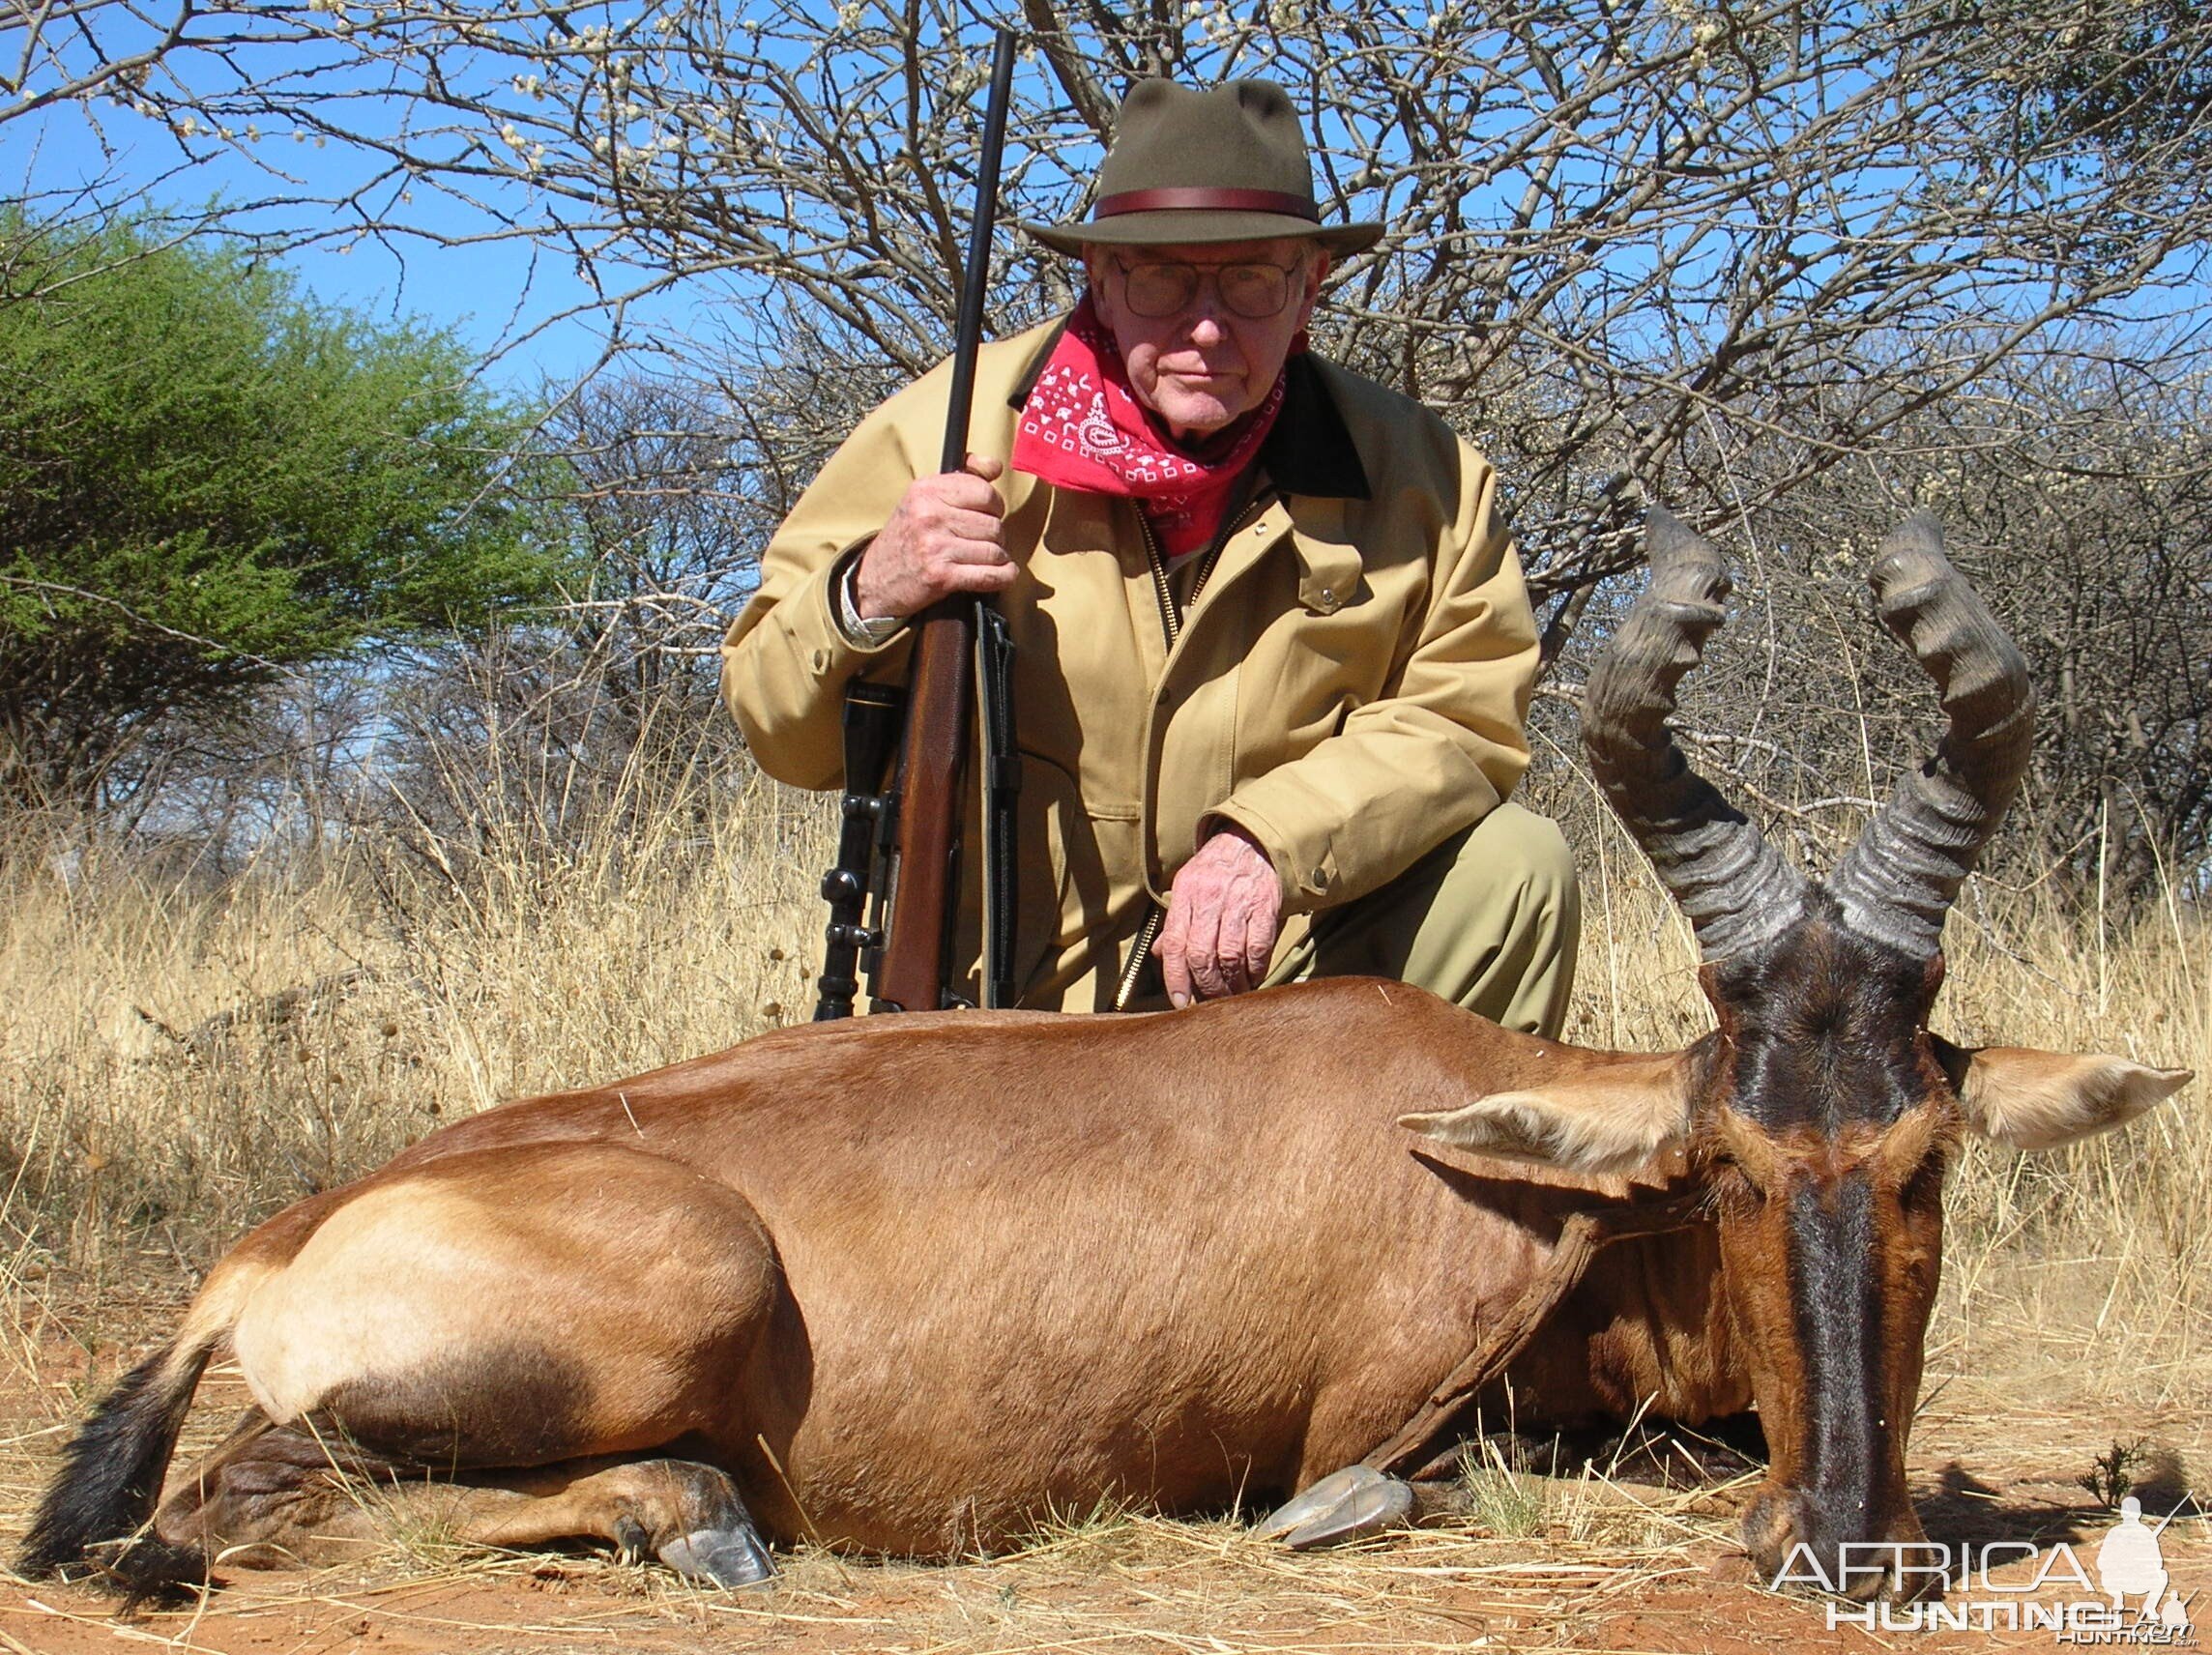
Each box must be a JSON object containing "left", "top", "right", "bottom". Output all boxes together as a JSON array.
[{"left": 1010, "top": 294, "right": 1290, "bottom": 560}]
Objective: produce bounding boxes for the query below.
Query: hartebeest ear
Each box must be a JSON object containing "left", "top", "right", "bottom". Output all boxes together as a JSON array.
[
  {"left": 1947, "top": 1043, "right": 2194, "bottom": 1151},
  {"left": 1398, "top": 1053, "right": 1695, "bottom": 1176}
]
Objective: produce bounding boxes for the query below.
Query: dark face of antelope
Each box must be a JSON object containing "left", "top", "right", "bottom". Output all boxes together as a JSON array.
[
  {"left": 1696, "top": 910, "right": 1957, "bottom": 1596},
  {"left": 1585, "top": 512, "right": 2026, "bottom": 1598}
]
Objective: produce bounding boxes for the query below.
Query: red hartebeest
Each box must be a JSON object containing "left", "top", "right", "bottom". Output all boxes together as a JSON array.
[{"left": 21, "top": 512, "right": 2191, "bottom": 1604}]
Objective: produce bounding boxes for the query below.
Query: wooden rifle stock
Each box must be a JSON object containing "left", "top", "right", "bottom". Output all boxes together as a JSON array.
[
  {"left": 868, "top": 27, "right": 1017, "bottom": 1014},
  {"left": 870, "top": 602, "right": 973, "bottom": 1012}
]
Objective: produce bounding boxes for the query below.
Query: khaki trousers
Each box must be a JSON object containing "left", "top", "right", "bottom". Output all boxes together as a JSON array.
[{"left": 1259, "top": 801, "right": 1580, "bottom": 1038}]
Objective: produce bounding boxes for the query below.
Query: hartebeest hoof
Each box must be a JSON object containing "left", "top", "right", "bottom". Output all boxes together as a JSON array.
[
  {"left": 1252, "top": 1465, "right": 1415, "bottom": 1550},
  {"left": 659, "top": 1524, "right": 776, "bottom": 1588},
  {"left": 625, "top": 1459, "right": 776, "bottom": 1589}
]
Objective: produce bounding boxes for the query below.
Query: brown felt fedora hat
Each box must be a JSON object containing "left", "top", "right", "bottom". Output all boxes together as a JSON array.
[{"left": 1022, "top": 78, "right": 1383, "bottom": 258}]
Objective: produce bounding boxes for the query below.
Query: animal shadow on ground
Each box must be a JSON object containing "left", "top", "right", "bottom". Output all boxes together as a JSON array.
[
  {"left": 2128, "top": 1450, "right": 2204, "bottom": 1524},
  {"left": 1917, "top": 1453, "right": 2201, "bottom": 1556},
  {"left": 1919, "top": 1462, "right": 2094, "bottom": 1551}
]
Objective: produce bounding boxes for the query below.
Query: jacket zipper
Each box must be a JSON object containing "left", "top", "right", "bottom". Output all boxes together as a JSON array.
[
  {"left": 1114, "top": 904, "right": 1168, "bottom": 1010},
  {"left": 1112, "top": 500, "right": 1262, "bottom": 1010}
]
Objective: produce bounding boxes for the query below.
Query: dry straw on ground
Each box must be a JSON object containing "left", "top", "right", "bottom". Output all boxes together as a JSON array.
[{"left": 0, "top": 743, "right": 2202, "bottom": 1651}]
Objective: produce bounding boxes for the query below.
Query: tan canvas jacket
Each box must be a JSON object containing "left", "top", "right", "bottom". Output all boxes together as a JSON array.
[{"left": 720, "top": 318, "right": 1539, "bottom": 1011}]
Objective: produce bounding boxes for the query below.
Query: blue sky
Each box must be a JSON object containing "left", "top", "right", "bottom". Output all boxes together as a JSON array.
[{"left": 14, "top": 92, "right": 691, "bottom": 393}]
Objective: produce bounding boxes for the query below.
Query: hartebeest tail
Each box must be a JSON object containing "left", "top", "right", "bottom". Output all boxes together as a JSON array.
[{"left": 18, "top": 1258, "right": 268, "bottom": 1597}]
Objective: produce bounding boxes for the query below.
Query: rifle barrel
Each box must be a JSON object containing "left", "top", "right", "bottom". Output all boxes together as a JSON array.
[
  {"left": 870, "top": 26, "right": 1018, "bottom": 1015},
  {"left": 939, "top": 30, "right": 1018, "bottom": 477}
]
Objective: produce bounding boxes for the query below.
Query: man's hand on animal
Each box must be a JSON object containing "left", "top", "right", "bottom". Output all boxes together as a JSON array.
[
  {"left": 1155, "top": 825, "right": 1282, "bottom": 1005},
  {"left": 852, "top": 453, "right": 1013, "bottom": 620}
]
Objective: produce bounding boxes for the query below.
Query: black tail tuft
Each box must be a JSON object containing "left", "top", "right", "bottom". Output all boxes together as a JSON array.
[
  {"left": 107, "top": 1535, "right": 213, "bottom": 1613},
  {"left": 18, "top": 1343, "right": 209, "bottom": 1583}
]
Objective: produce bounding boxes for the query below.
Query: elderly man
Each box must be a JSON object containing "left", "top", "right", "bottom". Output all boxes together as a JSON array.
[{"left": 722, "top": 77, "right": 1579, "bottom": 1026}]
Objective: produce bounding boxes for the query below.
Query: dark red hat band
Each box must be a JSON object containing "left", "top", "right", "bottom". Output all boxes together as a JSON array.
[{"left": 1092, "top": 187, "right": 1321, "bottom": 222}]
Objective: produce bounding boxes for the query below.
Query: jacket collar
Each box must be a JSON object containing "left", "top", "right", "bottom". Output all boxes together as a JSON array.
[
  {"left": 1264, "top": 355, "right": 1370, "bottom": 501},
  {"left": 1007, "top": 319, "right": 1372, "bottom": 504}
]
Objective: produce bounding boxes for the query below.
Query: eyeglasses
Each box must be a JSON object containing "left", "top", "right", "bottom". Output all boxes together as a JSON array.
[{"left": 1109, "top": 257, "right": 1305, "bottom": 320}]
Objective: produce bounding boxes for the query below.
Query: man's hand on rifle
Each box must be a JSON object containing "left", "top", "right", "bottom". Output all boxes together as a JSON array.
[
  {"left": 1156, "top": 825, "right": 1284, "bottom": 1008},
  {"left": 854, "top": 453, "right": 1015, "bottom": 620}
]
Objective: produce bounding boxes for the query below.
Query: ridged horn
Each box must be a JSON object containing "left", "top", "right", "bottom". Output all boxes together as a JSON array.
[
  {"left": 1583, "top": 508, "right": 1805, "bottom": 961},
  {"left": 1825, "top": 514, "right": 2034, "bottom": 959}
]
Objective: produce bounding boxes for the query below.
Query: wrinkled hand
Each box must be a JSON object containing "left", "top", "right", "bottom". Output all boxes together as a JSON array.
[
  {"left": 1155, "top": 826, "right": 1283, "bottom": 1008},
  {"left": 853, "top": 453, "right": 1013, "bottom": 620}
]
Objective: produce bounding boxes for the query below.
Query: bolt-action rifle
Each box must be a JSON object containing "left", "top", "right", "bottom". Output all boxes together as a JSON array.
[{"left": 812, "top": 28, "right": 1020, "bottom": 1021}]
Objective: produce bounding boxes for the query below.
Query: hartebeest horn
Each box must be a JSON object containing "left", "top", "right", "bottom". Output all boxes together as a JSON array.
[
  {"left": 1583, "top": 508, "right": 1805, "bottom": 961},
  {"left": 1825, "top": 514, "right": 2033, "bottom": 959}
]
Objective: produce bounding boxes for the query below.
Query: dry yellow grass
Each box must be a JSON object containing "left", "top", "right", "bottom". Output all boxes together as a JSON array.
[{"left": 0, "top": 755, "right": 824, "bottom": 1297}]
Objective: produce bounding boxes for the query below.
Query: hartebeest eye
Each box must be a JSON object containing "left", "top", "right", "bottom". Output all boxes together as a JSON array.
[
  {"left": 1704, "top": 1110, "right": 1785, "bottom": 1208},
  {"left": 1870, "top": 1100, "right": 1956, "bottom": 1194},
  {"left": 1717, "top": 1171, "right": 1763, "bottom": 1218},
  {"left": 1702, "top": 1147, "right": 1767, "bottom": 1215},
  {"left": 1898, "top": 1146, "right": 1946, "bottom": 1208}
]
